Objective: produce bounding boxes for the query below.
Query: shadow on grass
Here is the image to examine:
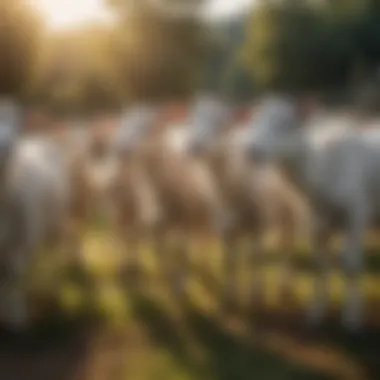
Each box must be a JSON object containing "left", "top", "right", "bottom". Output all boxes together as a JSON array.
[
  {"left": 245, "top": 306, "right": 380, "bottom": 380},
  {"left": 265, "top": 247, "right": 380, "bottom": 274},
  {"left": 0, "top": 311, "right": 90, "bottom": 380},
  {"left": 185, "top": 308, "right": 335, "bottom": 380},
  {"left": 129, "top": 290, "right": 334, "bottom": 380},
  {"left": 0, "top": 255, "right": 115, "bottom": 380},
  {"left": 128, "top": 290, "right": 207, "bottom": 378},
  {"left": 310, "top": 323, "right": 380, "bottom": 380}
]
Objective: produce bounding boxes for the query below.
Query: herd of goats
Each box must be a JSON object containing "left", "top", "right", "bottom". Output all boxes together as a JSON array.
[{"left": 0, "top": 92, "right": 379, "bottom": 334}]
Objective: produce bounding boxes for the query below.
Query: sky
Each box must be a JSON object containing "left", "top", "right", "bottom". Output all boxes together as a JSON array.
[{"left": 36, "top": 0, "right": 254, "bottom": 30}]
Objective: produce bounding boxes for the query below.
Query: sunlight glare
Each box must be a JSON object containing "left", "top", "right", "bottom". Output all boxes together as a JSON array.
[
  {"left": 37, "top": 0, "right": 255, "bottom": 30},
  {"left": 37, "top": 0, "right": 113, "bottom": 30}
]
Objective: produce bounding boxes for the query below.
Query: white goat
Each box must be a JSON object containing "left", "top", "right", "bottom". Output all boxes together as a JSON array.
[
  {"left": 51, "top": 121, "right": 120, "bottom": 227},
  {"left": 247, "top": 94, "right": 377, "bottom": 331},
  {"left": 112, "top": 102, "right": 225, "bottom": 296},
  {"left": 108, "top": 105, "right": 162, "bottom": 272},
  {"left": 187, "top": 94, "right": 310, "bottom": 306},
  {"left": 0, "top": 99, "right": 73, "bottom": 331}
]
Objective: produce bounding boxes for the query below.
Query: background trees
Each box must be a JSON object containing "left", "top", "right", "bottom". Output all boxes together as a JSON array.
[
  {"left": 4, "top": 0, "right": 380, "bottom": 114},
  {"left": 0, "top": 0, "right": 45, "bottom": 97},
  {"left": 240, "top": 0, "right": 380, "bottom": 101},
  {"left": 109, "top": 0, "right": 208, "bottom": 102}
]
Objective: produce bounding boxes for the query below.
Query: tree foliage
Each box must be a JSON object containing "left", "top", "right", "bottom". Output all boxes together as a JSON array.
[
  {"left": 9, "top": 0, "right": 380, "bottom": 113},
  {"left": 240, "top": 0, "right": 380, "bottom": 95},
  {"left": 110, "top": 0, "right": 208, "bottom": 102},
  {"left": 27, "top": 0, "right": 209, "bottom": 114},
  {"left": 0, "top": 0, "right": 45, "bottom": 96},
  {"left": 29, "top": 23, "right": 123, "bottom": 115}
]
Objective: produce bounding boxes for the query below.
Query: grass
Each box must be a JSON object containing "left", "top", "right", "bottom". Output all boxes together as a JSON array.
[{"left": 5, "top": 227, "right": 380, "bottom": 380}]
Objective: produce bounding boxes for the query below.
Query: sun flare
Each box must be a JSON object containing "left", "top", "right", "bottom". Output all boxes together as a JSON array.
[
  {"left": 37, "top": 0, "right": 113, "bottom": 30},
  {"left": 36, "top": 0, "right": 254, "bottom": 30}
]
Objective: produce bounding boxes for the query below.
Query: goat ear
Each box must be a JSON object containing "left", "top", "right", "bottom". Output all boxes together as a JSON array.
[
  {"left": 295, "top": 96, "right": 319, "bottom": 123},
  {"left": 235, "top": 107, "right": 252, "bottom": 124},
  {"left": 0, "top": 98, "right": 21, "bottom": 137}
]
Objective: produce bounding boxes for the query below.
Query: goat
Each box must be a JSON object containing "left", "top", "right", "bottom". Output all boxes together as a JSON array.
[
  {"left": 187, "top": 94, "right": 310, "bottom": 308},
  {"left": 0, "top": 99, "right": 74, "bottom": 331},
  {"left": 108, "top": 105, "right": 162, "bottom": 279},
  {"left": 51, "top": 119, "right": 118, "bottom": 231},
  {"left": 112, "top": 102, "right": 224, "bottom": 297},
  {"left": 247, "top": 93, "right": 376, "bottom": 331}
]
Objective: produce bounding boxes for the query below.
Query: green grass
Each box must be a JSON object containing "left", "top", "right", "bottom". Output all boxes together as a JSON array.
[{"left": 15, "top": 228, "right": 380, "bottom": 380}]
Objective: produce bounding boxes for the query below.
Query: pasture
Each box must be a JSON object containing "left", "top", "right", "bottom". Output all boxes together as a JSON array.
[
  {"left": 2, "top": 220, "right": 380, "bottom": 380},
  {"left": 5, "top": 0, "right": 380, "bottom": 378}
]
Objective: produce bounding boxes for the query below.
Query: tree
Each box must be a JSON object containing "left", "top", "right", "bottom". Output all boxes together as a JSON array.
[
  {"left": 108, "top": 0, "right": 208, "bottom": 101},
  {"left": 0, "top": 0, "right": 44, "bottom": 97},
  {"left": 29, "top": 23, "right": 123, "bottom": 116},
  {"left": 245, "top": 2, "right": 356, "bottom": 92},
  {"left": 220, "top": 16, "right": 256, "bottom": 101}
]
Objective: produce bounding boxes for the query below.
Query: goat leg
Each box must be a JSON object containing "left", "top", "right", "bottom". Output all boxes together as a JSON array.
[
  {"left": 341, "top": 205, "right": 367, "bottom": 332},
  {"left": 220, "top": 228, "right": 240, "bottom": 312},
  {"left": 306, "top": 214, "right": 332, "bottom": 327},
  {"left": 171, "top": 230, "right": 189, "bottom": 303},
  {"left": 249, "top": 228, "right": 266, "bottom": 308},
  {"left": 277, "top": 214, "right": 297, "bottom": 305}
]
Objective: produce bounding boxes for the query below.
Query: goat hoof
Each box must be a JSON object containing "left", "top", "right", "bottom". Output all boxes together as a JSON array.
[
  {"left": 124, "top": 262, "right": 140, "bottom": 286},
  {"left": 341, "top": 312, "right": 363, "bottom": 334},
  {"left": 250, "top": 289, "right": 265, "bottom": 308},
  {"left": 173, "top": 289, "right": 187, "bottom": 305},
  {"left": 0, "top": 287, "right": 31, "bottom": 334},
  {"left": 221, "top": 295, "right": 239, "bottom": 314},
  {"left": 306, "top": 304, "right": 326, "bottom": 328},
  {"left": 221, "top": 286, "right": 239, "bottom": 309},
  {"left": 131, "top": 265, "right": 140, "bottom": 278},
  {"left": 171, "top": 278, "right": 187, "bottom": 302},
  {"left": 278, "top": 289, "right": 295, "bottom": 306},
  {"left": 0, "top": 308, "right": 31, "bottom": 334}
]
